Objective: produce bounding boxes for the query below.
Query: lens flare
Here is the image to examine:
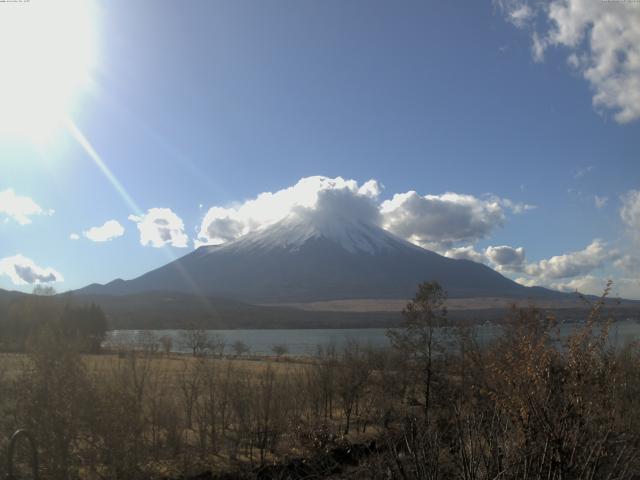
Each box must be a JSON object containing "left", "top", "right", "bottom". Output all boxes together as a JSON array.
[{"left": 0, "top": 0, "right": 96, "bottom": 143}]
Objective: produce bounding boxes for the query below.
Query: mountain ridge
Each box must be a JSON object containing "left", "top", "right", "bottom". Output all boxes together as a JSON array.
[{"left": 74, "top": 214, "right": 563, "bottom": 303}]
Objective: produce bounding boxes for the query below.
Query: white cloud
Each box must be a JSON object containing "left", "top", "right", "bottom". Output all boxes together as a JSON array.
[
  {"left": 594, "top": 195, "right": 608, "bottom": 209},
  {"left": 575, "top": 165, "right": 595, "bottom": 179},
  {"left": 567, "top": 52, "right": 580, "bottom": 69},
  {"left": 614, "top": 254, "right": 640, "bottom": 274},
  {"left": 495, "top": 0, "right": 534, "bottom": 27},
  {"left": 83, "top": 220, "right": 125, "bottom": 242},
  {"left": 549, "top": 275, "right": 609, "bottom": 295},
  {"left": 444, "top": 246, "right": 486, "bottom": 263},
  {"left": 197, "top": 176, "right": 382, "bottom": 246},
  {"left": 491, "top": 196, "right": 537, "bottom": 214},
  {"left": 129, "top": 208, "right": 188, "bottom": 248},
  {"left": 485, "top": 245, "right": 526, "bottom": 271},
  {"left": 515, "top": 276, "right": 537, "bottom": 288},
  {"left": 380, "top": 192, "right": 506, "bottom": 249},
  {"left": 294, "top": 183, "right": 382, "bottom": 232},
  {"left": 358, "top": 179, "right": 383, "bottom": 198},
  {"left": 620, "top": 190, "right": 640, "bottom": 235},
  {"left": 510, "top": 3, "right": 534, "bottom": 27},
  {"left": 445, "top": 244, "right": 528, "bottom": 272},
  {"left": 524, "top": 239, "right": 617, "bottom": 280},
  {"left": 532, "top": 31, "right": 546, "bottom": 63},
  {"left": 69, "top": 233, "right": 80, "bottom": 240},
  {"left": 196, "top": 176, "right": 536, "bottom": 251},
  {"left": 0, "top": 254, "right": 63, "bottom": 285},
  {"left": 497, "top": 0, "right": 640, "bottom": 123},
  {"left": 0, "top": 189, "right": 53, "bottom": 225},
  {"left": 550, "top": 275, "right": 640, "bottom": 300},
  {"left": 444, "top": 243, "right": 529, "bottom": 273},
  {"left": 511, "top": 239, "right": 638, "bottom": 297}
]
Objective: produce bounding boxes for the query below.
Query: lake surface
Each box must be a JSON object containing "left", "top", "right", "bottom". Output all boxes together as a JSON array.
[{"left": 105, "top": 319, "right": 640, "bottom": 356}]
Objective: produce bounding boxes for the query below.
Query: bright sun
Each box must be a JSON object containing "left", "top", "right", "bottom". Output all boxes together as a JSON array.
[{"left": 0, "top": 0, "right": 95, "bottom": 144}]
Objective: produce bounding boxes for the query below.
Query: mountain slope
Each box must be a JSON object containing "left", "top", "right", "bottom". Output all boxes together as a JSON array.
[{"left": 76, "top": 215, "right": 560, "bottom": 302}]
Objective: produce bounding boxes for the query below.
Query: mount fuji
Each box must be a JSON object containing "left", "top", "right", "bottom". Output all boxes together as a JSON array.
[{"left": 75, "top": 214, "right": 556, "bottom": 303}]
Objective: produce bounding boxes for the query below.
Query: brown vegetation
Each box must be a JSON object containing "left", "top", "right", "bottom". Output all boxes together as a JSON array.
[{"left": 1, "top": 282, "right": 639, "bottom": 479}]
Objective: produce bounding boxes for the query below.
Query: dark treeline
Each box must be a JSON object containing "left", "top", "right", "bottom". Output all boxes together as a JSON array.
[
  {"left": 0, "top": 287, "right": 107, "bottom": 353},
  {"left": 0, "top": 282, "right": 639, "bottom": 479}
]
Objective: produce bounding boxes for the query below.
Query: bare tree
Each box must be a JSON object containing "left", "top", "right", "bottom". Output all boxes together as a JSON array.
[
  {"left": 178, "top": 360, "right": 202, "bottom": 429},
  {"left": 138, "top": 330, "right": 160, "bottom": 355},
  {"left": 387, "top": 281, "right": 447, "bottom": 420},
  {"left": 14, "top": 324, "right": 91, "bottom": 479},
  {"left": 231, "top": 340, "right": 249, "bottom": 357},
  {"left": 209, "top": 333, "right": 226, "bottom": 358},
  {"left": 315, "top": 343, "right": 338, "bottom": 423},
  {"left": 335, "top": 340, "right": 371, "bottom": 434},
  {"left": 252, "top": 365, "right": 288, "bottom": 464},
  {"left": 159, "top": 335, "right": 173, "bottom": 356},
  {"left": 181, "top": 329, "right": 211, "bottom": 356},
  {"left": 271, "top": 344, "right": 288, "bottom": 356}
]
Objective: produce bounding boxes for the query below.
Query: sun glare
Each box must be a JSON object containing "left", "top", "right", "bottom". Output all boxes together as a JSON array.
[{"left": 0, "top": 0, "right": 95, "bottom": 144}]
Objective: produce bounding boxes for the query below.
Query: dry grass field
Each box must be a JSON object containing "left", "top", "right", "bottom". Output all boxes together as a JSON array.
[
  {"left": 2, "top": 287, "right": 640, "bottom": 479},
  {"left": 0, "top": 346, "right": 374, "bottom": 479},
  {"left": 268, "top": 296, "right": 640, "bottom": 312},
  {"left": 0, "top": 351, "right": 311, "bottom": 385}
]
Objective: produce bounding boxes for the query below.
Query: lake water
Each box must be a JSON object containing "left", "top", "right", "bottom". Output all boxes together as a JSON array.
[{"left": 105, "top": 319, "right": 640, "bottom": 356}]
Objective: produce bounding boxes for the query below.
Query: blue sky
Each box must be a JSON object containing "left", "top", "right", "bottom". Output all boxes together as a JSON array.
[{"left": 1, "top": 0, "right": 639, "bottom": 298}]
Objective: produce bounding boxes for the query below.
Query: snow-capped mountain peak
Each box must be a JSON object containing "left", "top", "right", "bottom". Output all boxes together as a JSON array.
[
  {"left": 75, "top": 211, "right": 549, "bottom": 303},
  {"left": 211, "top": 214, "right": 411, "bottom": 255}
]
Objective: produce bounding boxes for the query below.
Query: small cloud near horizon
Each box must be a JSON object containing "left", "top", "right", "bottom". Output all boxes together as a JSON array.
[{"left": 0, "top": 254, "right": 63, "bottom": 286}]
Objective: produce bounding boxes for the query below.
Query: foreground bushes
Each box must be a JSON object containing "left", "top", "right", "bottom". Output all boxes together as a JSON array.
[
  {"left": 367, "top": 283, "right": 640, "bottom": 479},
  {"left": 1, "top": 282, "right": 639, "bottom": 479}
]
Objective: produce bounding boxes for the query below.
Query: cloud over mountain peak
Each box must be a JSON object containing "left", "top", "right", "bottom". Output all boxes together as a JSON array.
[{"left": 197, "top": 176, "right": 532, "bottom": 252}]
